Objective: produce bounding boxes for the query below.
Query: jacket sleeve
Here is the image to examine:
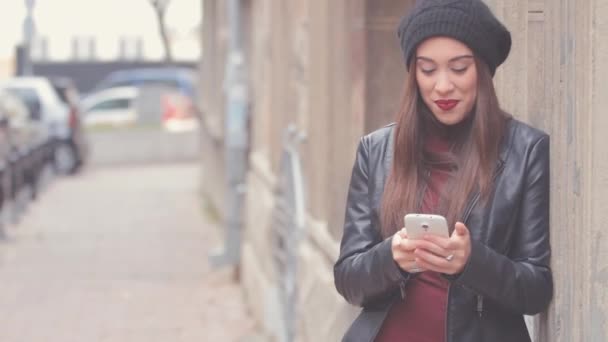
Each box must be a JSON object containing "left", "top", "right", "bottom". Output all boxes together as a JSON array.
[
  {"left": 452, "top": 136, "right": 553, "bottom": 315},
  {"left": 333, "top": 137, "right": 411, "bottom": 308}
]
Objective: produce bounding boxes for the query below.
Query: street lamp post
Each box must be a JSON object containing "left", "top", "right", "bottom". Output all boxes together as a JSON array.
[{"left": 22, "top": 0, "right": 36, "bottom": 75}]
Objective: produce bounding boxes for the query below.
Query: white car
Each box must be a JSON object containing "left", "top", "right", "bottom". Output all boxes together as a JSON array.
[
  {"left": 81, "top": 87, "right": 139, "bottom": 127},
  {"left": 1, "top": 77, "right": 89, "bottom": 174},
  {"left": 1, "top": 78, "right": 66, "bottom": 143}
]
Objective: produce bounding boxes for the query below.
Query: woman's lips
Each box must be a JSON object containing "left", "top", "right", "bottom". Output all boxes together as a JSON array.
[{"left": 435, "top": 99, "right": 459, "bottom": 111}]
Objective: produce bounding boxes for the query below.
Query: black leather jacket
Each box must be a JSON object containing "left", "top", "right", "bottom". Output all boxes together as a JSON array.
[{"left": 334, "top": 119, "right": 553, "bottom": 342}]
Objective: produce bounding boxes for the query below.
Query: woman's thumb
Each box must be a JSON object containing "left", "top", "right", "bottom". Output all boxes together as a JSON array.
[
  {"left": 393, "top": 232, "right": 402, "bottom": 246},
  {"left": 455, "top": 222, "right": 468, "bottom": 236}
]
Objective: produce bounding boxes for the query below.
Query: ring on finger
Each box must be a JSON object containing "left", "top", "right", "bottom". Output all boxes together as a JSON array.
[{"left": 445, "top": 254, "right": 454, "bottom": 262}]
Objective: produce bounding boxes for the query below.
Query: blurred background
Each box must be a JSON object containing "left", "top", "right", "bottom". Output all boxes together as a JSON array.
[
  {"left": 1, "top": 1, "right": 608, "bottom": 342},
  {"left": 0, "top": 1, "right": 257, "bottom": 341}
]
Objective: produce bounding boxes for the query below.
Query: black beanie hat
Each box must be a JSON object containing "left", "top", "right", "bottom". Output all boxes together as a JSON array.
[{"left": 397, "top": 0, "right": 512, "bottom": 75}]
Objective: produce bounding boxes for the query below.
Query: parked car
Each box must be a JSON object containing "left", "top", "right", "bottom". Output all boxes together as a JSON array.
[
  {"left": 0, "top": 88, "right": 52, "bottom": 222},
  {"left": 0, "top": 92, "right": 15, "bottom": 225},
  {"left": 89, "top": 67, "right": 198, "bottom": 100},
  {"left": 161, "top": 91, "right": 199, "bottom": 132},
  {"left": 1, "top": 77, "right": 88, "bottom": 174},
  {"left": 80, "top": 86, "right": 139, "bottom": 127}
]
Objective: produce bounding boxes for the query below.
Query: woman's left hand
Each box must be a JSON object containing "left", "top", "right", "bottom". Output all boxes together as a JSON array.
[{"left": 412, "top": 222, "right": 472, "bottom": 275}]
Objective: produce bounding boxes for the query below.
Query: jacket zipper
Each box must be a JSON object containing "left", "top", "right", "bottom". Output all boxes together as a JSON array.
[
  {"left": 445, "top": 160, "right": 504, "bottom": 342},
  {"left": 399, "top": 281, "right": 407, "bottom": 300},
  {"left": 461, "top": 160, "right": 505, "bottom": 224},
  {"left": 369, "top": 300, "right": 397, "bottom": 342},
  {"left": 461, "top": 193, "right": 480, "bottom": 224},
  {"left": 444, "top": 285, "right": 452, "bottom": 342},
  {"left": 476, "top": 295, "right": 484, "bottom": 317}
]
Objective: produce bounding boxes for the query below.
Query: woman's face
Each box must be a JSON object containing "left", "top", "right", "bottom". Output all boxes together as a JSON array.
[{"left": 415, "top": 36, "right": 478, "bottom": 126}]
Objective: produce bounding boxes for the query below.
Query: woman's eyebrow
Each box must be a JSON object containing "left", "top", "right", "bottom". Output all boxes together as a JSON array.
[
  {"left": 449, "top": 55, "right": 474, "bottom": 62},
  {"left": 416, "top": 56, "right": 436, "bottom": 63},
  {"left": 416, "top": 55, "right": 474, "bottom": 63}
]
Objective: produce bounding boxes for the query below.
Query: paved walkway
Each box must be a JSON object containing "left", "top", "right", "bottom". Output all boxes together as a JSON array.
[{"left": 0, "top": 163, "right": 257, "bottom": 342}]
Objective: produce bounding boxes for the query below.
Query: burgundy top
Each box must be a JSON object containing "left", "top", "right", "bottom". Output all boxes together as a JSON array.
[{"left": 375, "top": 133, "right": 452, "bottom": 342}]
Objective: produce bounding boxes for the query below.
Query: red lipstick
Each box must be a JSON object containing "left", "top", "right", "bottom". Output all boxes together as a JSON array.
[{"left": 435, "top": 99, "right": 459, "bottom": 111}]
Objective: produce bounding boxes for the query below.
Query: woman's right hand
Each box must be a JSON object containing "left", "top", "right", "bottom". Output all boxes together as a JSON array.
[{"left": 392, "top": 228, "right": 425, "bottom": 273}]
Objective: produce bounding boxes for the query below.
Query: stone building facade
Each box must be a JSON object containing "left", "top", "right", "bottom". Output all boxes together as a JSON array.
[{"left": 199, "top": 1, "right": 608, "bottom": 341}]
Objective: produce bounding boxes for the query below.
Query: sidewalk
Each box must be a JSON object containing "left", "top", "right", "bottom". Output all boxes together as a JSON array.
[{"left": 0, "top": 163, "right": 259, "bottom": 342}]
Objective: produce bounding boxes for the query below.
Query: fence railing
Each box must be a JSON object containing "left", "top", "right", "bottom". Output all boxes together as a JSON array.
[{"left": 271, "top": 123, "right": 306, "bottom": 342}]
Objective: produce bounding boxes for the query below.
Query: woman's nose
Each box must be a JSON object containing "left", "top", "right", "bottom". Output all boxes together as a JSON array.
[{"left": 435, "top": 73, "right": 455, "bottom": 94}]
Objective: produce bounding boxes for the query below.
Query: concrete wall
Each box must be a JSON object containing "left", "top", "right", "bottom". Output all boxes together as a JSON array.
[
  {"left": 485, "top": 1, "right": 608, "bottom": 340},
  {"left": 200, "top": 0, "right": 608, "bottom": 341},
  {"left": 87, "top": 129, "right": 200, "bottom": 167}
]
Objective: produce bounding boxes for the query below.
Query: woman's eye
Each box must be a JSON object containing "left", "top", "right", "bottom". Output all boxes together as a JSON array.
[
  {"left": 421, "top": 69, "right": 435, "bottom": 75},
  {"left": 452, "top": 67, "right": 468, "bottom": 74}
]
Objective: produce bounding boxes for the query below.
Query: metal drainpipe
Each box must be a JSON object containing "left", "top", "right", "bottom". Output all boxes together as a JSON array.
[{"left": 209, "top": 0, "right": 249, "bottom": 269}]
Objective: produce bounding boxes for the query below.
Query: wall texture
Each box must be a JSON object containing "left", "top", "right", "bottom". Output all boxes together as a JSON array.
[{"left": 486, "top": 1, "right": 608, "bottom": 340}]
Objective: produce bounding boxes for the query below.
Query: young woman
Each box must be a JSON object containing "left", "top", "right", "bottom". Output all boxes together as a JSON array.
[{"left": 334, "top": 1, "right": 553, "bottom": 341}]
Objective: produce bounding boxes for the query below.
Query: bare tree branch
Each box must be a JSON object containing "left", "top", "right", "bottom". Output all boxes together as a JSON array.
[{"left": 149, "top": 0, "right": 173, "bottom": 63}]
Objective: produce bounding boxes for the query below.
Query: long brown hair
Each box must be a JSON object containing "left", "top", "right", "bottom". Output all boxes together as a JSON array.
[{"left": 379, "top": 57, "right": 511, "bottom": 238}]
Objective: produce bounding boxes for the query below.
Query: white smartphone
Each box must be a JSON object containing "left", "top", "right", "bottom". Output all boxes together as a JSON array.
[{"left": 404, "top": 213, "right": 450, "bottom": 239}]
